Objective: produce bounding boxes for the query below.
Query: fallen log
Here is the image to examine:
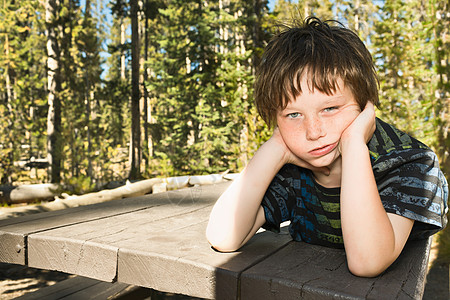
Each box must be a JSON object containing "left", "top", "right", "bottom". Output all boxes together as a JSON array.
[
  {"left": 0, "top": 178, "right": 163, "bottom": 220},
  {"left": 0, "top": 184, "right": 60, "bottom": 204},
  {"left": 151, "top": 170, "right": 233, "bottom": 193},
  {"left": 0, "top": 172, "right": 236, "bottom": 219},
  {"left": 54, "top": 178, "right": 163, "bottom": 204}
]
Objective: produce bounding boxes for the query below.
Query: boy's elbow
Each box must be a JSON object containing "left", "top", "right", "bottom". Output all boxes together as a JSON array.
[
  {"left": 206, "top": 235, "right": 240, "bottom": 253},
  {"left": 205, "top": 224, "right": 240, "bottom": 253},
  {"left": 348, "top": 262, "right": 385, "bottom": 278},
  {"left": 347, "top": 256, "right": 390, "bottom": 278},
  {"left": 208, "top": 240, "right": 239, "bottom": 253}
]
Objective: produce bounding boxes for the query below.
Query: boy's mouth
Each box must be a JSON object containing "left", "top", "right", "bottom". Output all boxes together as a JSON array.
[{"left": 309, "top": 142, "right": 338, "bottom": 157}]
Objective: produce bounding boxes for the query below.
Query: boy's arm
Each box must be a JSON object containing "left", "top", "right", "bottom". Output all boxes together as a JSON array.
[
  {"left": 340, "top": 103, "right": 414, "bottom": 277},
  {"left": 206, "top": 129, "right": 328, "bottom": 252},
  {"left": 205, "top": 133, "right": 286, "bottom": 252}
]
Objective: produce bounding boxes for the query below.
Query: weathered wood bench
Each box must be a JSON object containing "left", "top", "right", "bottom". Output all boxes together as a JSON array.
[
  {"left": 0, "top": 182, "right": 432, "bottom": 299},
  {"left": 14, "top": 275, "right": 152, "bottom": 300}
]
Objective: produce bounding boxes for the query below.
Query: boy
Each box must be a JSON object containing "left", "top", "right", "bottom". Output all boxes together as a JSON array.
[{"left": 206, "top": 17, "right": 448, "bottom": 277}]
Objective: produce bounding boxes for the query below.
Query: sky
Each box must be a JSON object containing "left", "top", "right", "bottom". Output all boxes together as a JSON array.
[{"left": 268, "top": 0, "right": 276, "bottom": 11}]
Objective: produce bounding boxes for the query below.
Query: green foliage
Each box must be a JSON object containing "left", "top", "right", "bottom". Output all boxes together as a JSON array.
[
  {"left": 0, "top": 0, "right": 448, "bottom": 187},
  {"left": 65, "top": 173, "right": 96, "bottom": 195},
  {"left": 146, "top": 0, "right": 269, "bottom": 176},
  {"left": 0, "top": 0, "right": 47, "bottom": 183},
  {"left": 372, "top": 0, "right": 449, "bottom": 177}
]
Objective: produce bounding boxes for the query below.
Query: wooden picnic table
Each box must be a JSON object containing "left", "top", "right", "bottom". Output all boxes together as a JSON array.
[{"left": 0, "top": 182, "right": 431, "bottom": 299}]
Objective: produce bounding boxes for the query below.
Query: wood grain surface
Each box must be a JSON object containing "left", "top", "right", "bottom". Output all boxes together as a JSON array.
[{"left": 0, "top": 182, "right": 432, "bottom": 299}]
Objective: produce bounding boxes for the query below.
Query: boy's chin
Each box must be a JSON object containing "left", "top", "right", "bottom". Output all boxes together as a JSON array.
[{"left": 308, "top": 153, "right": 341, "bottom": 169}]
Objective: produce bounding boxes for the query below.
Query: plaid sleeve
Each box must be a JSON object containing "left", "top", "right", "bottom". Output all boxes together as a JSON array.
[
  {"left": 373, "top": 149, "right": 448, "bottom": 239},
  {"left": 261, "top": 164, "right": 297, "bottom": 233}
]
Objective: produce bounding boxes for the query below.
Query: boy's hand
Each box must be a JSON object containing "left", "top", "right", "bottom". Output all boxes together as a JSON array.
[
  {"left": 340, "top": 102, "right": 376, "bottom": 150},
  {"left": 269, "top": 127, "right": 330, "bottom": 175}
]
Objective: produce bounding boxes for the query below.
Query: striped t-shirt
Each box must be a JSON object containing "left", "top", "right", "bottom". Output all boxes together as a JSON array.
[{"left": 261, "top": 118, "right": 448, "bottom": 248}]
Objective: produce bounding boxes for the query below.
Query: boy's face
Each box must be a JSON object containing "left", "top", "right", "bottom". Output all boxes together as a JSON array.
[{"left": 276, "top": 76, "right": 361, "bottom": 169}]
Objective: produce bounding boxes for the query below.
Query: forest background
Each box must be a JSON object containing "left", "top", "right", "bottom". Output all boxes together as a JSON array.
[{"left": 0, "top": 0, "right": 448, "bottom": 195}]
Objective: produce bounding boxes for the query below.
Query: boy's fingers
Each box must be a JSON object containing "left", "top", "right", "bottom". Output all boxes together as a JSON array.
[{"left": 362, "top": 101, "right": 375, "bottom": 117}]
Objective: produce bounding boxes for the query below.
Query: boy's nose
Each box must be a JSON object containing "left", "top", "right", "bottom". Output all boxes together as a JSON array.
[{"left": 305, "top": 117, "right": 325, "bottom": 141}]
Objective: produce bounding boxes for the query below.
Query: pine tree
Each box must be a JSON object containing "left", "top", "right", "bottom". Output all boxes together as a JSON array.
[
  {"left": 45, "top": 0, "right": 63, "bottom": 183},
  {"left": 145, "top": 0, "right": 269, "bottom": 175},
  {"left": 148, "top": 0, "right": 211, "bottom": 174},
  {"left": 129, "top": 0, "right": 141, "bottom": 179},
  {"left": 0, "top": 0, "right": 47, "bottom": 183},
  {"left": 371, "top": 0, "right": 449, "bottom": 177},
  {"left": 104, "top": 0, "right": 130, "bottom": 148},
  {"left": 373, "top": 1, "right": 431, "bottom": 138},
  {"left": 335, "top": 0, "right": 377, "bottom": 42}
]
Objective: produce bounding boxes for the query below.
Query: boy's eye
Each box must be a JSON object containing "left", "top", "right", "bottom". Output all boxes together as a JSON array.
[
  {"left": 287, "top": 112, "right": 301, "bottom": 118},
  {"left": 324, "top": 106, "right": 338, "bottom": 112}
]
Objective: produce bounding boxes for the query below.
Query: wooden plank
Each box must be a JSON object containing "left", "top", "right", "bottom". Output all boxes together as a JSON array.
[
  {"left": 0, "top": 197, "right": 154, "bottom": 265},
  {"left": 26, "top": 184, "right": 230, "bottom": 280},
  {"left": 26, "top": 205, "right": 214, "bottom": 281},
  {"left": 14, "top": 276, "right": 99, "bottom": 299},
  {"left": 26, "top": 186, "right": 292, "bottom": 299},
  {"left": 117, "top": 222, "right": 291, "bottom": 300},
  {"left": 29, "top": 236, "right": 119, "bottom": 282},
  {"left": 14, "top": 275, "right": 141, "bottom": 300},
  {"left": 0, "top": 232, "right": 26, "bottom": 265},
  {"left": 58, "top": 280, "right": 146, "bottom": 300},
  {"left": 365, "top": 237, "right": 431, "bottom": 299},
  {"left": 0, "top": 182, "right": 231, "bottom": 265},
  {"left": 240, "top": 237, "right": 431, "bottom": 300}
]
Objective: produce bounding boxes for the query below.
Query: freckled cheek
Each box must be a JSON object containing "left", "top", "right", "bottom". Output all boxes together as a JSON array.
[
  {"left": 278, "top": 122, "right": 306, "bottom": 147},
  {"left": 319, "top": 118, "right": 340, "bottom": 137}
]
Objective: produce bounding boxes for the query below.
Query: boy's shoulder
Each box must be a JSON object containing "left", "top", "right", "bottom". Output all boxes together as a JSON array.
[{"left": 368, "top": 118, "right": 431, "bottom": 160}]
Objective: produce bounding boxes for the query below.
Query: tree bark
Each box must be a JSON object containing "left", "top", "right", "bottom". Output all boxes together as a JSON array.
[
  {"left": 143, "top": 0, "right": 152, "bottom": 165},
  {"left": 129, "top": 0, "right": 141, "bottom": 179},
  {"left": 121, "top": 19, "right": 126, "bottom": 80},
  {"left": 84, "top": 0, "right": 93, "bottom": 181},
  {"left": 56, "top": 178, "right": 161, "bottom": 203},
  {"left": 46, "top": 0, "right": 62, "bottom": 183}
]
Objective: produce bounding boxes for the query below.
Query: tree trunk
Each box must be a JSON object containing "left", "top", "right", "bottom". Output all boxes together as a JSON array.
[
  {"left": 46, "top": 0, "right": 62, "bottom": 183},
  {"left": 129, "top": 0, "right": 141, "bottom": 179},
  {"left": 143, "top": 0, "right": 152, "bottom": 165},
  {"left": 84, "top": 0, "right": 93, "bottom": 181},
  {"left": 354, "top": 0, "right": 360, "bottom": 32},
  {"left": 56, "top": 178, "right": 162, "bottom": 204},
  {"left": 121, "top": 19, "right": 126, "bottom": 80}
]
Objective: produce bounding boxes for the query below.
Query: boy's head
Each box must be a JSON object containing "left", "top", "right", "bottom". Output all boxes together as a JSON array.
[{"left": 255, "top": 16, "right": 379, "bottom": 127}]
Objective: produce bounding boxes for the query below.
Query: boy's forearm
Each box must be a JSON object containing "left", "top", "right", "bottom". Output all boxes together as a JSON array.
[
  {"left": 206, "top": 139, "right": 287, "bottom": 252},
  {"left": 340, "top": 140, "right": 410, "bottom": 277}
]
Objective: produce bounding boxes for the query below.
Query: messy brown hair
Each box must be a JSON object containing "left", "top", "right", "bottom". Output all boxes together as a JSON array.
[{"left": 255, "top": 16, "right": 379, "bottom": 127}]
